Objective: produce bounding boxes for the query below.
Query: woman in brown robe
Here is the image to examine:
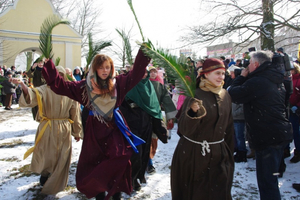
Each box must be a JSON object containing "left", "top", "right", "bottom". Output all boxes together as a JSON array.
[{"left": 171, "top": 58, "right": 235, "bottom": 200}]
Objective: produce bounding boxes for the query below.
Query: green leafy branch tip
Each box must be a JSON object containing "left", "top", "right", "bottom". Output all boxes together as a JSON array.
[
  {"left": 55, "top": 57, "right": 61, "bottom": 66},
  {"left": 39, "top": 15, "right": 70, "bottom": 60},
  {"left": 139, "top": 43, "right": 196, "bottom": 98},
  {"left": 127, "top": 0, "right": 145, "bottom": 42}
]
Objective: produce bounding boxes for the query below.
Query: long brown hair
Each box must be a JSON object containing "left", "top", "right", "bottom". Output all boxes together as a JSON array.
[{"left": 91, "top": 54, "right": 115, "bottom": 95}]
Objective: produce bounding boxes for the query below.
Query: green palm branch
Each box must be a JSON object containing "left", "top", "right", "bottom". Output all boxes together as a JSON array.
[
  {"left": 39, "top": 15, "right": 70, "bottom": 59},
  {"left": 116, "top": 28, "right": 133, "bottom": 65},
  {"left": 140, "top": 42, "right": 196, "bottom": 98},
  {"left": 127, "top": 0, "right": 145, "bottom": 42},
  {"left": 127, "top": 1, "right": 195, "bottom": 97},
  {"left": 55, "top": 57, "right": 61, "bottom": 66},
  {"left": 0, "top": 76, "right": 8, "bottom": 82},
  {"left": 85, "top": 33, "right": 112, "bottom": 75},
  {"left": 66, "top": 74, "right": 74, "bottom": 81}
]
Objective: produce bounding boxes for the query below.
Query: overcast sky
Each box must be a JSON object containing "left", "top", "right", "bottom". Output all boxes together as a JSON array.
[{"left": 98, "top": 0, "right": 206, "bottom": 60}]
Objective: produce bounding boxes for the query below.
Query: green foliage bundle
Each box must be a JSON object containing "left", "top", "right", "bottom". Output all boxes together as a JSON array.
[
  {"left": 128, "top": 1, "right": 196, "bottom": 97},
  {"left": 140, "top": 42, "right": 196, "bottom": 97},
  {"left": 39, "top": 15, "right": 70, "bottom": 59},
  {"left": 55, "top": 57, "right": 61, "bottom": 66},
  {"left": 127, "top": 0, "right": 145, "bottom": 42},
  {"left": 0, "top": 76, "right": 8, "bottom": 82}
]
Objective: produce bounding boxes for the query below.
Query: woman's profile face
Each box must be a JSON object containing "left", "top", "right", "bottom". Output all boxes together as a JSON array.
[
  {"left": 37, "top": 61, "right": 44, "bottom": 68},
  {"left": 96, "top": 60, "right": 111, "bottom": 80},
  {"left": 205, "top": 69, "right": 225, "bottom": 87}
]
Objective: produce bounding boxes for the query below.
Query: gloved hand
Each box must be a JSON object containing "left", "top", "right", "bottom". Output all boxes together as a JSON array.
[{"left": 291, "top": 106, "right": 298, "bottom": 113}]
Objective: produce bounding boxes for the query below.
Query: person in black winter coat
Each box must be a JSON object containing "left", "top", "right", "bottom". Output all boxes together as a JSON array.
[
  {"left": 27, "top": 58, "right": 46, "bottom": 119},
  {"left": 228, "top": 50, "right": 293, "bottom": 200},
  {"left": 1, "top": 71, "right": 16, "bottom": 110}
]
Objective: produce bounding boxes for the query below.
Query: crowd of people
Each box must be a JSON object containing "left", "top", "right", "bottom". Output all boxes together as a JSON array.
[
  {"left": 0, "top": 65, "right": 25, "bottom": 109},
  {"left": 0, "top": 62, "right": 86, "bottom": 110},
  {"left": 1, "top": 46, "right": 300, "bottom": 200}
]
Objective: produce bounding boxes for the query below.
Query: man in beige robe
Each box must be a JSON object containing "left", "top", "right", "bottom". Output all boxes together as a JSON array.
[{"left": 12, "top": 66, "right": 83, "bottom": 195}]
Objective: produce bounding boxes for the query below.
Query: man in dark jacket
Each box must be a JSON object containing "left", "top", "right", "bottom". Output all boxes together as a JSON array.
[
  {"left": 228, "top": 50, "right": 293, "bottom": 200},
  {"left": 1, "top": 71, "right": 16, "bottom": 110},
  {"left": 27, "top": 58, "right": 46, "bottom": 119}
]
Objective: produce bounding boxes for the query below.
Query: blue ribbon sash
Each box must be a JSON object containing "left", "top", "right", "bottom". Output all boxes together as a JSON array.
[
  {"left": 113, "top": 107, "right": 145, "bottom": 153},
  {"left": 89, "top": 108, "right": 145, "bottom": 153}
]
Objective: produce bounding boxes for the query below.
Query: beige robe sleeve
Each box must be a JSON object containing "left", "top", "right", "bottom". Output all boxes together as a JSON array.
[
  {"left": 19, "top": 87, "right": 39, "bottom": 107},
  {"left": 69, "top": 102, "right": 83, "bottom": 139},
  {"left": 19, "top": 87, "right": 45, "bottom": 122}
]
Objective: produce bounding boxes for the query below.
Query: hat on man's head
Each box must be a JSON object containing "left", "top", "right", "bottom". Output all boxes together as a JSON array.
[
  {"left": 6, "top": 71, "right": 12, "bottom": 75},
  {"left": 277, "top": 47, "right": 284, "bottom": 53},
  {"left": 228, "top": 65, "right": 240, "bottom": 72},
  {"left": 200, "top": 58, "right": 225, "bottom": 75}
]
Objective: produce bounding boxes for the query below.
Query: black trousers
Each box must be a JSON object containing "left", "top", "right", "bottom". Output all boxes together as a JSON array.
[{"left": 119, "top": 101, "right": 153, "bottom": 184}]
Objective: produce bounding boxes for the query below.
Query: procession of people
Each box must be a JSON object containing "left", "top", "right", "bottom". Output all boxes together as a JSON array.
[{"left": 1, "top": 45, "right": 300, "bottom": 200}]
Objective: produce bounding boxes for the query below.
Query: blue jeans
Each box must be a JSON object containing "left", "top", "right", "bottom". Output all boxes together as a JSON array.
[
  {"left": 289, "top": 112, "right": 300, "bottom": 151},
  {"left": 256, "top": 143, "right": 287, "bottom": 200},
  {"left": 234, "top": 120, "right": 247, "bottom": 152}
]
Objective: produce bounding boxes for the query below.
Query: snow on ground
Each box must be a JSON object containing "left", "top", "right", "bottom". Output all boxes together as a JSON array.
[{"left": 1, "top": 104, "right": 300, "bottom": 199}]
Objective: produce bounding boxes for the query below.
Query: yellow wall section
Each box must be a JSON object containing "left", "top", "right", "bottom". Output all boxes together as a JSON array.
[{"left": 0, "top": 0, "right": 82, "bottom": 69}]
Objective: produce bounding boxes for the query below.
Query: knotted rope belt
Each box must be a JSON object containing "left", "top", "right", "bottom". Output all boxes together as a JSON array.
[
  {"left": 23, "top": 88, "right": 73, "bottom": 160},
  {"left": 182, "top": 135, "right": 224, "bottom": 156}
]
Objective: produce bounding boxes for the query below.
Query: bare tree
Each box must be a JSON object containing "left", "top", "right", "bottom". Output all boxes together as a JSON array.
[
  {"left": 115, "top": 27, "right": 134, "bottom": 68},
  {"left": 50, "top": 0, "right": 102, "bottom": 56},
  {"left": 182, "top": 0, "right": 300, "bottom": 52},
  {"left": 0, "top": 0, "right": 14, "bottom": 13},
  {"left": 50, "top": 0, "right": 76, "bottom": 18}
]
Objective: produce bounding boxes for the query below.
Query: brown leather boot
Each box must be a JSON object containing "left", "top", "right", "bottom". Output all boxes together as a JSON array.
[
  {"left": 290, "top": 149, "right": 300, "bottom": 163},
  {"left": 234, "top": 151, "right": 247, "bottom": 163},
  {"left": 247, "top": 149, "right": 256, "bottom": 159}
]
